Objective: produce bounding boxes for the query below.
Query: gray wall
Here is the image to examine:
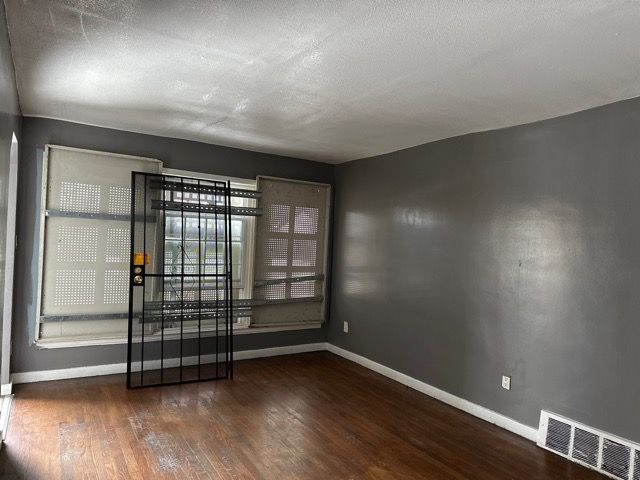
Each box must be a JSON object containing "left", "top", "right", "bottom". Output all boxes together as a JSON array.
[
  {"left": 329, "top": 97, "right": 640, "bottom": 442},
  {"left": 0, "top": 1, "right": 21, "bottom": 383},
  {"left": 13, "top": 117, "right": 332, "bottom": 373}
]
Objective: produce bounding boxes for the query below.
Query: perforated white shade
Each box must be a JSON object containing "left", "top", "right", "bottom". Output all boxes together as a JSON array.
[{"left": 38, "top": 146, "right": 161, "bottom": 341}]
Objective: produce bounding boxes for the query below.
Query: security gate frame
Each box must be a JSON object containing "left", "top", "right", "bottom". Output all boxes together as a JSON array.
[{"left": 127, "top": 172, "right": 236, "bottom": 388}]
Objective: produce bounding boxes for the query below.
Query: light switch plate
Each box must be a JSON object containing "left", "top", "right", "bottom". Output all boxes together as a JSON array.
[
  {"left": 343, "top": 321, "right": 349, "bottom": 333},
  {"left": 502, "top": 375, "right": 511, "bottom": 390}
]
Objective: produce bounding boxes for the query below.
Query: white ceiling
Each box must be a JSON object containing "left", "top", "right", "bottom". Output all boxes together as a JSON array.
[{"left": 5, "top": 1, "right": 640, "bottom": 163}]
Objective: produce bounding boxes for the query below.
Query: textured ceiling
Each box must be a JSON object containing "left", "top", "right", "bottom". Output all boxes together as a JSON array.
[{"left": 5, "top": 0, "right": 640, "bottom": 163}]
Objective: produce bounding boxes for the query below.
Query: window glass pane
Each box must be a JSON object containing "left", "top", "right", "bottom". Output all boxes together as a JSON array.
[{"left": 231, "top": 219, "right": 243, "bottom": 241}]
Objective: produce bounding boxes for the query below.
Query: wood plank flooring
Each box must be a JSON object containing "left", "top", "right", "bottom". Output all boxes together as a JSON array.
[{"left": 0, "top": 352, "right": 604, "bottom": 479}]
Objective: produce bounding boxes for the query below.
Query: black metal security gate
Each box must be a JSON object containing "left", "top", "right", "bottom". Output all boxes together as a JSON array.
[{"left": 127, "top": 172, "right": 241, "bottom": 388}]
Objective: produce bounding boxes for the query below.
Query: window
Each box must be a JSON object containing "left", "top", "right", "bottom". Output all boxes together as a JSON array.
[
  {"left": 36, "top": 151, "right": 329, "bottom": 347},
  {"left": 159, "top": 169, "right": 256, "bottom": 330}
]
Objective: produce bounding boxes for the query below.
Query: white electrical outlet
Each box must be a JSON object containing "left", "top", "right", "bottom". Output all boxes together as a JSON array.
[
  {"left": 502, "top": 375, "right": 511, "bottom": 391},
  {"left": 343, "top": 321, "right": 349, "bottom": 333}
]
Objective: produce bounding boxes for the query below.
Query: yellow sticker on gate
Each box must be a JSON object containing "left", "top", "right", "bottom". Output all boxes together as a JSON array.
[{"left": 133, "top": 252, "right": 151, "bottom": 266}]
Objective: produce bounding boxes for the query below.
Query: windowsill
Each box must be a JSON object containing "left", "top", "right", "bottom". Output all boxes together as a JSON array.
[{"left": 34, "top": 321, "right": 323, "bottom": 349}]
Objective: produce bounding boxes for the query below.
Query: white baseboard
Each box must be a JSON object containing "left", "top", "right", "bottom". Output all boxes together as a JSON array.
[
  {"left": 234, "top": 342, "right": 327, "bottom": 360},
  {"left": 9, "top": 341, "right": 537, "bottom": 444},
  {"left": 11, "top": 342, "right": 328, "bottom": 385},
  {"left": 0, "top": 382, "right": 11, "bottom": 396},
  {"left": 11, "top": 362, "right": 126, "bottom": 384},
  {"left": 326, "top": 344, "right": 538, "bottom": 443}
]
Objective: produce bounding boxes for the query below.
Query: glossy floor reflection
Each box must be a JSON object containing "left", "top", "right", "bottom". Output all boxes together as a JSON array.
[{"left": 0, "top": 352, "right": 604, "bottom": 479}]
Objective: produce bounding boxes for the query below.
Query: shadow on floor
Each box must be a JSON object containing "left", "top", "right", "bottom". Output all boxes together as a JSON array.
[{"left": 0, "top": 444, "right": 24, "bottom": 479}]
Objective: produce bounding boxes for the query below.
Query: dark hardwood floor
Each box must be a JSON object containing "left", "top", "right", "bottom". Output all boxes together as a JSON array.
[{"left": 0, "top": 352, "right": 603, "bottom": 479}]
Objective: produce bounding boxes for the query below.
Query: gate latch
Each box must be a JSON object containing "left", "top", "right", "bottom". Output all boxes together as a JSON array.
[{"left": 132, "top": 252, "right": 151, "bottom": 286}]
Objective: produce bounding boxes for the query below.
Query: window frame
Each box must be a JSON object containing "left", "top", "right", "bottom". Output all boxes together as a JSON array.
[
  {"left": 1, "top": 133, "right": 19, "bottom": 392},
  {"left": 162, "top": 168, "right": 256, "bottom": 300},
  {"left": 160, "top": 168, "right": 257, "bottom": 329}
]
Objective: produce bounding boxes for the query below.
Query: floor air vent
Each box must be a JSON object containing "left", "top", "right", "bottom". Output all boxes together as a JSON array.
[
  {"left": 546, "top": 417, "right": 572, "bottom": 455},
  {"left": 539, "top": 411, "right": 640, "bottom": 480},
  {"left": 603, "top": 439, "right": 632, "bottom": 479},
  {"left": 572, "top": 428, "right": 599, "bottom": 467}
]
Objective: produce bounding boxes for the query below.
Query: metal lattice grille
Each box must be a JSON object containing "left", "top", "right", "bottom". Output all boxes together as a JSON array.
[{"left": 633, "top": 450, "right": 640, "bottom": 480}]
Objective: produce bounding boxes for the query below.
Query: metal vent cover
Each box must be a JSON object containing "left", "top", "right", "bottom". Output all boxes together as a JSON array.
[
  {"left": 602, "top": 439, "right": 631, "bottom": 480},
  {"left": 538, "top": 411, "right": 639, "bottom": 480},
  {"left": 572, "top": 428, "right": 599, "bottom": 467},
  {"left": 546, "top": 418, "right": 572, "bottom": 455}
]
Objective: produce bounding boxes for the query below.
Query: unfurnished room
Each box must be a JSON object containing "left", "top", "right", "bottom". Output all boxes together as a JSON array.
[{"left": 0, "top": 1, "right": 638, "bottom": 479}]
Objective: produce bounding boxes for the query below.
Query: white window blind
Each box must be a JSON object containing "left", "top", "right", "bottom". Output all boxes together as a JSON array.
[
  {"left": 252, "top": 177, "right": 330, "bottom": 325},
  {"left": 37, "top": 145, "right": 161, "bottom": 343}
]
